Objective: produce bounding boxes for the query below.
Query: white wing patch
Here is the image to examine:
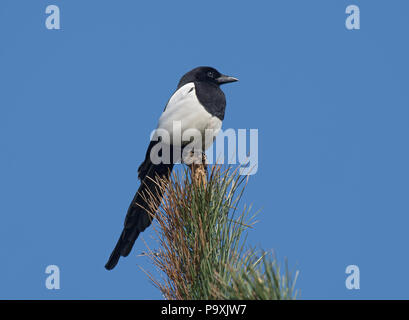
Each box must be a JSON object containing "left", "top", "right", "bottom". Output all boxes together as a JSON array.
[{"left": 155, "top": 82, "right": 222, "bottom": 150}]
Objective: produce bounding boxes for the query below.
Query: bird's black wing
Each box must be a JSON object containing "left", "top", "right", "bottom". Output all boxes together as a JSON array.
[{"left": 105, "top": 81, "right": 201, "bottom": 270}]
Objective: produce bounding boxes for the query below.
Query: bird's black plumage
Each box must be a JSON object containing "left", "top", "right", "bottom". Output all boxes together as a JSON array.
[
  {"left": 105, "top": 66, "right": 238, "bottom": 270},
  {"left": 194, "top": 81, "right": 226, "bottom": 120},
  {"left": 177, "top": 66, "right": 236, "bottom": 120}
]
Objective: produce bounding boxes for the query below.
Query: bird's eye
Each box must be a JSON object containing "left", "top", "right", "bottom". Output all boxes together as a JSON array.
[{"left": 207, "top": 71, "right": 214, "bottom": 78}]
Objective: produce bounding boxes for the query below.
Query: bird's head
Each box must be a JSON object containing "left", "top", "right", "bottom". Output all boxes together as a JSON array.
[{"left": 178, "top": 66, "right": 238, "bottom": 88}]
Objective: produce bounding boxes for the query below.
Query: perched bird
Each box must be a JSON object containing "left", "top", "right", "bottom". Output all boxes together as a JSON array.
[{"left": 105, "top": 66, "right": 238, "bottom": 270}]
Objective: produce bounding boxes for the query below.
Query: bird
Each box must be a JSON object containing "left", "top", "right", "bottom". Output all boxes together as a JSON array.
[{"left": 105, "top": 66, "right": 238, "bottom": 270}]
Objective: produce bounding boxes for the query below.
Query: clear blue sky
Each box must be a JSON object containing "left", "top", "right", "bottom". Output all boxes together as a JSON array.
[{"left": 1, "top": 0, "right": 408, "bottom": 299}]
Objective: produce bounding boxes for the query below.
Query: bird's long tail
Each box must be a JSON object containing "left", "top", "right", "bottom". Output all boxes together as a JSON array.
[{"left": 105, "top": 141, "right": 174, "bottom": 270}]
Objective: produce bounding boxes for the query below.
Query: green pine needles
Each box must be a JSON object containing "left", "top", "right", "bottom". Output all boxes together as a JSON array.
[{"left": 142, "top": 165, "right": 298, "bottom": 300}]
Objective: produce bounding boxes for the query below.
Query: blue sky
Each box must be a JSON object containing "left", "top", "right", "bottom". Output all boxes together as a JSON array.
[{"left": 1, "top": 0, "right": 408, "bottom": 299}]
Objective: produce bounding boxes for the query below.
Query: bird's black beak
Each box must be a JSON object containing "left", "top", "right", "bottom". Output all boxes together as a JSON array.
[{"left": 216, "top": 74, "right": 239, "bottom": 85}]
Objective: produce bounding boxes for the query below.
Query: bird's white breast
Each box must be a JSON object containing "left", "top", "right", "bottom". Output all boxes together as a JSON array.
[{"left": 155, "top": 82, "right": 222, "bottom": 150}]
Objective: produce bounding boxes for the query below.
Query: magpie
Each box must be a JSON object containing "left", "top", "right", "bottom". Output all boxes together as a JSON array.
[{"left": 105, "top": 66, "right": 238, "bottom": 270}]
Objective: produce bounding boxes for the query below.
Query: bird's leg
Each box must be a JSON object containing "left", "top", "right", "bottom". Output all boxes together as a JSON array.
[
  {"left": 186, "top": 150, "right": 207, "bottom": 186},
  {"left": 201, "top": 151, "right": 208, "bottom": 176}
]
